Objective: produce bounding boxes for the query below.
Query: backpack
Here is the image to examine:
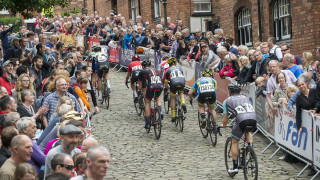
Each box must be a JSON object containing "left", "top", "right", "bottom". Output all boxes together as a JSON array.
[{"left": 269, "top": 47, "right": 280, "bottom": 60}]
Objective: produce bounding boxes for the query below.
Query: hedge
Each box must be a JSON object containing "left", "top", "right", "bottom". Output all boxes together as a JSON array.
[{"left": 0, "top": 17, "right": 22, "bottom": 33}]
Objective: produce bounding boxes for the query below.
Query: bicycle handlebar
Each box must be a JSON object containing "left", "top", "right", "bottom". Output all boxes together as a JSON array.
[{"left": 217, "top": 125, "right": 233, "bottom": 136}]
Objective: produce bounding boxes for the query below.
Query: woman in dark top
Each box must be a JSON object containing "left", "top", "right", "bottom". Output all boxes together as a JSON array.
[
  {"left": 176, "top": 38, "right": 188, "bottom": 61},
  {"left": 295, "top": 77, "right": 317, "bottom": 133},
  {"left": 234, "top": 56, "right": 251, "bottom": 85},
  {"left": 82, "top": 66, "right": 100, "bottom": 113},
  {"left": 17, "top": 89, "right": 48, "bottom": 128}
]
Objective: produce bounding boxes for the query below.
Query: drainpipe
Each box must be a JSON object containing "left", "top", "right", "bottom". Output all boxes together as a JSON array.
[
  {"left": 138, "top": 0, "right": 141, "bottom": 15},
  {"left": 93, "top": 0, "right": 96, "bottom": 14},
  {"left": 257, "top": 0, "right": 262, "bottom": 42}
]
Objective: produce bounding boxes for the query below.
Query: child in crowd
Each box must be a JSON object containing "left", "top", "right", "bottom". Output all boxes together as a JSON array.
[
  {"left": 44, "top": 47, "right": 54, "bottom": 61},
  {"left": 284, "top": 86, "right": 298, "bottom": 108},
  {"left": 255, "top": 77, "right": 266, "bottom": 98}
]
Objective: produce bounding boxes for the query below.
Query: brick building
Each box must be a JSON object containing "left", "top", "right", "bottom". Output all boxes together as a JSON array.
[{"left": 57, "top": 0, "right": 320, "bottom": 55}]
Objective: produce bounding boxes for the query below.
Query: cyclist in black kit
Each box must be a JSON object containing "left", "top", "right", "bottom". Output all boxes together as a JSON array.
[
  {"left": 139, "top": 59, "right": 163, "bottom": 129},
  {"left": 164, "top": 57, "right": 187, "bottom": 122}
]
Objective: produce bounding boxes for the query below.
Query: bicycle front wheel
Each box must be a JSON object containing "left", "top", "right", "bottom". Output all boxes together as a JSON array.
[
  {"left": 198, "top": 112, "right": 208, "bottom": 138},
  {"left": 153, "top": 107, "right": 162, "bottom": 140},
  {"left": 225, "top": 137, "right": 237, "bottom": 177},
  {"left": 208, "top": 112, "right": 217, "bottom": 147},
  {"left": 243, "top": 146, "right": 258, "bottom": 180}
]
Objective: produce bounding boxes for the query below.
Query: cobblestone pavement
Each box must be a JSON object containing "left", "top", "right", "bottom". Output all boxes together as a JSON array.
[{"left": 91, "top": 69, "right": 313, "bottom": 180}]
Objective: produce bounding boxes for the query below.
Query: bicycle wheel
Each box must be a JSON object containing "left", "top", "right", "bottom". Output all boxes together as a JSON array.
[
  {"left": 153, "top": 107, "right": 162, "bottom": 140},
  {"left": 177, "top": 99, "right": 184, "bottom": 132},
  {"left": 225, "top": 137, "right": 237, "bottom": 177},
  {"left": 139, "top": 94, "right": 145, "bottom": 117},
  {"left": 208, "top": 112, "right": 217, "bottom": 147},
  {"left": 134, "top": 91, "right": 143, "bottom": 116},
  {"left": 164, "top": 93, "right": 169, "bottom": 114},
  {"left": 198, "top": 112, "right": 208, "bottom": 138},
  {"left": 146, "top": 116, "right": 151, "bottom": 134},
  {"left": 243, "top": 146, "right": 258, "bottom": 180},
  {"left": 174, "top": 97, "right": 179, "bottom": 127}
]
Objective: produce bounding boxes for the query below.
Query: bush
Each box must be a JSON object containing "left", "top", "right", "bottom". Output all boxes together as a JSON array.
[{"left": 0, "top": 17, "right": 22, "bottom": 33}]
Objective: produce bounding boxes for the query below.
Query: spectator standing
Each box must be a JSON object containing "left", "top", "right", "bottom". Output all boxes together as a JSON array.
[
  {"left": 283, "top": 54, "right": 304, "bottom": 78},
  {"left": 0, "top": 127, "right": 19, "bottom": 167},
  {"left": 0, "top": 21, "right": 18, "bottom": 60},
  {"left": 29, "top": 55, "right": 43, "bottom": 97},
  {"left": 0, "top": 60, "right": 16, "bottom": 95},
  {"left": 268, "top": 37, "right": 283, "bottom": 60}
]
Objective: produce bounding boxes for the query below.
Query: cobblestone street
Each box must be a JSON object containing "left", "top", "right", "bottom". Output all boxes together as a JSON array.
[{"left": 91, "top": 69, "right": 312, "bottom": 180}]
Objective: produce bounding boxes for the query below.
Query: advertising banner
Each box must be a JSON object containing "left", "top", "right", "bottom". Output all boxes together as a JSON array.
[
  {"left": 88, "top": 37, "right": 100, "bottom": 53},
  {"left": 76, "top": 35, "right": 84, "bottom": 47},
  {"left": 241, "top": 84, "right": 256, "bottom": 107},
  {"left": 213, "top": 73, "right": 230, "bottom": 104},
  {"left": 108, "top": 46, "right": 119, "bottom": 63},
  {"left": 58, "top": 34, "right": 76, "bottom": 47},
  {"left": 274, "top": 105, "right": 313, "bottom": 161},
  {"left": 177, "top": 59, "right": 196, "bottom": 88},
  {"left": 313, "top": 115, "right": 320, "bottom": 168},
  {"left": 119, "top": 48, "right": 135, "bottom": 67},
  {"left": 195, "top": 62, "right": 204, "bottom": 81}
]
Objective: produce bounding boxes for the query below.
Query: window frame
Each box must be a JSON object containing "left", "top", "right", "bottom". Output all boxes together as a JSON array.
[
  {"left": 273, "top": 0, "right": 291, "bottom": 41},
  {"left": 131, "top": 0, "right": 137, "bottom": 23},
  {"left": 154, "top": 0, "right": 161, "bottom": 19},
  {"left": 237, "top": 7, "right": 252, "bottom": 46},
  {"left": 193, "top": 0, "right": 212, "bottom": 13}
]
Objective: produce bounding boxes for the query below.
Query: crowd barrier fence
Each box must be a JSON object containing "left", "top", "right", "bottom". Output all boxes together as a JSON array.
[{"left": 86, "top": 37, "right": 320, "bottom": 178}]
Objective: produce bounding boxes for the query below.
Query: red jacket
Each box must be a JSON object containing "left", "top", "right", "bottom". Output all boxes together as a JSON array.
[
  {"left": 219, "top": 65, "right": 236, "bottom": 78},
  {"left": 0, "top": 73, "right": 15, "bottom": 95}
]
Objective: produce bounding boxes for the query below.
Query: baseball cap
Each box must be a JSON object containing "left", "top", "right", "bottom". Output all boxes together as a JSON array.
[
  {"left": 3, "top": 60, "right": 14, "bottom": 67},
  {"left": 59, "top": 124, "right": 82, "bottom": 135}
]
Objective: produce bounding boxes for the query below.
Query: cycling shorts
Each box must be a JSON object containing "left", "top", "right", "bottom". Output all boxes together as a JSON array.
[
  {"left": 197, "top": 92, "right": 216, "bottom": 106},
  {"left": 232, "top": 119, "right": 257, "bottom": 140},
  {"left": 169, "top": 82, "right": 185, "bottom": 95},
  {"left": 97, "top": 61, "right": 109, "bottom": 78},
  {"left": 145, "top": 84, "right": 163, "bottom": 101},
  {"left": 130, "top": 71, "right": 140, "bottom": 83}
]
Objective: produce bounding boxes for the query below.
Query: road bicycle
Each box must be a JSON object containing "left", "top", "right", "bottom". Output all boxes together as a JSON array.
[
  {"left": 101, "top": 71, "right": 110, "bottom": 109},
  {"left": 163, "top": 89, "right": 171, "bottom": 114},
  {"left": 195, "top": 98, "right": 218, "bottom": 147},
  {"left": 126, "top": 81, "right": 145, "bottom": 116},
  {"left": 146, "top": 92, "right": 162, "bottom": 140},
  {"left": 173, "top": 91, "right": 185, "bottom": 132},
  {"left": 219, "top": 125, "right": 259, "bottom": 180}
]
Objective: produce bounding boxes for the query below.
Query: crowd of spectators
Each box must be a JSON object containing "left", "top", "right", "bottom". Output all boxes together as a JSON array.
[{"left": 0, "top": 10, "right": 320, "bottom": 178}]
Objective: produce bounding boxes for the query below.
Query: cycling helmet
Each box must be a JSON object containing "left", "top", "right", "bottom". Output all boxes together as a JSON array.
[
  {"left": 91, "top": 45, "right": 97, "bottom": 51},
  {"left": 141, "top": 59, "right": 151, "bottom": 67},
  {"left": 202, "top": 68, "right": 213, "bottom": 77},
  {"left": 132, "top": 55, "right": 141, "bottom": 61},
  {"left": 136, "top": 47, "right": 145, "bottom": 54},
  {"left": 167, "top": 57, "right": 177, "bottom": 65},
  {"left": 228, "top": 82, "right": 241, "bottom": 94},
  {"left": 93, "top": 46, "right": 101, "bottom": 52},
  {"left": 99, "top": 39, "right": 107, "bottom": 45},
  {"left": 162, "top": 54, "right": 170, "bottom": 60}
]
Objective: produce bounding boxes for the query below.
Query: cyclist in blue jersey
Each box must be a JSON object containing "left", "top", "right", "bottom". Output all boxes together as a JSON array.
[{"left": 188, "top": 69, "right": 217, "bottom": 128}]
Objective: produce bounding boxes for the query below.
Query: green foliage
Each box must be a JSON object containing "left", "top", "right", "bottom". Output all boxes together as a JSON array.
[
  {"left": 0, "top": 17, "right": 22, "bottom": 32},
  {"left": 0, "top": 0, "right": 71, "bottom": 19},
  {"left": 61, "top": 8, "right": 81, "bottom": 17}
]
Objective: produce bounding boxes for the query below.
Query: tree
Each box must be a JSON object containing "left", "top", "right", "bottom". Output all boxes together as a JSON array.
[{"left": 0, "top": 0, "right": 71, "bottom": 19}]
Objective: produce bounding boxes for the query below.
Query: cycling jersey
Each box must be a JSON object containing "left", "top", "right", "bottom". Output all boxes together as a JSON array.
[
  {"left": 139, "top": 68, "right": 163, "bottom": 101},
  {"left": 160, "top": 60, "right": 170, "bottom": 79},
  {"left": 191, "top": 77, "right": 217, "bottom": 106},
  {"left": 165, "top": 66, "right": 185, "bottom": 94},
  {"left": 93, "top": 52, "right": 109, "bottom": 78},
  {"left": 128, "top": 61, "right": 142, "bottom": 83},
  {"left": 223, "top": 94, "right": 257, "bottom": 140}
]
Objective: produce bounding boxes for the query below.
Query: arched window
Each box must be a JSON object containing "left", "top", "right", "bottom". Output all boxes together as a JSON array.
[
  {"left": 131, "top": 0, "right": 137, "bottom": 23},
  {"left": 273, "top": 0, "right": 291, "bottom": 40},
  {"left": 238, "top": 7, "right": 252, "bottom": 46}
]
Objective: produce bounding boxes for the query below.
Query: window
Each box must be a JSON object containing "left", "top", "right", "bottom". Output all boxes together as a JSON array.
[
  {"left": 238, "top": 7, "right": 252, "bottom": 46},
  {"left": 154, "top": 0, "right": 161, "bottom": 19},
  {"left": 273, "top": 0, "right": 291, "bottom": 40},
  {"left": 131, "top": 0, "right": 137, "bottom": 23},
  {"left": 194, "top": 0, "right": 211, "bottom": 13}
]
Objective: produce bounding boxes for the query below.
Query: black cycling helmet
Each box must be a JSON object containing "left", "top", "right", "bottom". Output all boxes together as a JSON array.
[
  {"left": 228, "top": 82, "right": 241, "bottom": 94},
  {"left": 141, "top": 59, "right": 151, "bottom": 67},
  {"left": 132, "top": 55, "right": 141, "bottom": 61},
  {"left": 93, "top": 46, "right": 101, "bottom": 52},
  {"left": 167, "top": 57, "right": 177, "bottom": 65},
  {"left": 99, "top": 39, "right": 107, "bottom": 45},
  {"left": 202, "top": 68, "right": 213, "bottom": 77}
]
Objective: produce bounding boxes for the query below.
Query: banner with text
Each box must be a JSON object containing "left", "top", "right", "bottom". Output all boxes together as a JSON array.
[
  {"left": 88, "top": 37, "right": 100, "bottom": 53},
  {"left": 119, "top": 48, "right": 135, "bottom": 67},
  {"left": 177, "top": 60, "right": 196, "bottom": 88},
  {"left": 108, "top": 46, "right": 119, "bottom": 63},
  {"left": 313, "top": 115, "right": 320, "bottom": 168},
  {"left": 274, "top": 105, "right": 313, "bottom": 161}
]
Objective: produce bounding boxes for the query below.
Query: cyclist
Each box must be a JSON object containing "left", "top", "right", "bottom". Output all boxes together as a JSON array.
[
  {"left": 164, "top": 57, "right": 187, "bottom": 122},
  {"left": 125, "top": 55, "right": 142, "bottom": 102},
  {"left": 92, "top": 45, "right": 110, "bottom": 101},
  {"left": 139, "top": 59, "right": 163, "bottom": 129},
  {"left": 222, "top": 83, "right": 257, "bottom": 174},
  {"left": 159, "top": 54, "right": 170, "bottom": 80},
  {"left": 188, "top": 69, "right": 217, "bottom": 128},
  {"left": 87, "top": 45, "right": 98, "bottom": 89}
]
